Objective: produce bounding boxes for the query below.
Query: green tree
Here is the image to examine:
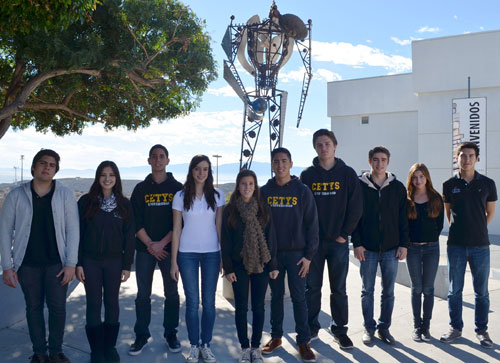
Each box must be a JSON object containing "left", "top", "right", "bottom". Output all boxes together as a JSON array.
[
  {"left": 0, "top": 0, "right": 98, "bottom": 35},
  {"left": 0, "top": 0, "right": 217, "bottom": 140}
]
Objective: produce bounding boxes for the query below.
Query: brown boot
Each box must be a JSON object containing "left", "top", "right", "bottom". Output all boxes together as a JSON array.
[
  {"left": 262, "top": 338, "right": 282, "bottom": 355},
  {"left": 298, "top": 343, "right": 316, "bottom": 362}
]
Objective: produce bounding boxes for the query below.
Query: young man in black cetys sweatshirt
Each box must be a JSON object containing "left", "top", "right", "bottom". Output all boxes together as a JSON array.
[
  {"left": 260, "top": 147, "right": 319, "bottom": 363},
  {"left": 351, "top": 146, "right": 409, "bottom": 347},
  {"left": 300, "top": 129, "right": 362, "bottom": 350},
  {"left": 129, "top": 145, "right": 183, "bottom": 355}
]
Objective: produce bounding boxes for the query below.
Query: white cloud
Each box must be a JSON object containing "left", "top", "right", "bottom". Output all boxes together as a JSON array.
[
  {"left": 207, "top": 85, "right": 239, "bottom": 98},
  {"left": 366, "top": 39, "right": 372, "bottom": 43},
  {"left": 480, "top": 26, "right": 484, "bottom": 30},
  {"left": 453, "top": 15, "right": 458, "bottom": 20},
  {"left": 417, "top": 26, "right": 440, "bottom": 33},
  {"left": 391, "top": 36, "right": 422, "bottom": 46},
  {"left": 279, "top": 68, "right": 342, "bottom": 83},
  {"left": 311, "top": 40, "right": 412, "bottom": 73}
]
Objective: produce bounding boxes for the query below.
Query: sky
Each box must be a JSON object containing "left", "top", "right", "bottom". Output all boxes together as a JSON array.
[{"left": 1, "top": 0, "right": 499, "bottom": 183}]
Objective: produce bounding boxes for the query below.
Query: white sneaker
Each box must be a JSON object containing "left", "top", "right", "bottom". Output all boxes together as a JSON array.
[
  {"left": 186, "top": 345, "right": 200, "bottom": 363},
  {"left": 251, "top": 347, "right": 264, "bottom": 362},
  {"left": 200, "top": 344, "right": 216, "bottom": 363},
  {"left": 239, "top": 348, "right": 251, "bottom": 363}
]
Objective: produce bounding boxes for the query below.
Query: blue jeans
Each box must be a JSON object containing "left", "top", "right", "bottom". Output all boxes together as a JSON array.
[
  {"left": 359, "top": 249, "right": 398, "bottom": 331},
  {"left": 232, "top": 265, "right": 269, "bottom": 349},
  {"left": 17, "top": 263, "right": 68, "bottom": 355},
  {"left": 447, "top": 245, "right": 490, "bottom": 333},
  {"left": 306, "top": 240, "right": 349, "bottom": 335},
  {"left": 406, "top": 243, "right": 439, "bottom": 330},
  {"left": 269, "top": 250, "right": 310, "bottom": 345},
  {"left": 134, "top": 251, "right": 180, "bottom": 339},
  {"left": 178, "top": 251, "right": 220, "bottom": 346}
]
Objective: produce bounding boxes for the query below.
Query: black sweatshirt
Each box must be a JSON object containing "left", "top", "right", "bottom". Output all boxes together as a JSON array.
[
  {"left": 351, "top": 172, "right": 409, "bottom": 252},
  {"left": 221, "top": 204, "right": 278, "bottom": 274},
  {"left": 77, "top": 194, "right": 136, "bottom": 270},
  {"left": 300, "top": 157, "right": 363, "bottom": 242},
  {"left": 130, "top": 173, "right": 182, "bottom": 252},
  {"left": 408, "top": 200, "right": 444, "bottom": 243},
  {"left": 260, "top": 176, "right": 319, "bottom": 260}
]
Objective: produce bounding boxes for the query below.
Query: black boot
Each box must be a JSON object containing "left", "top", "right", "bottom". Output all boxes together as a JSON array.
[
  {"left": 103, "top": 322, "right": 120, "bottom": 362},
  {"left": 85, "top": 324, "right": 104, "bottom": 363}
]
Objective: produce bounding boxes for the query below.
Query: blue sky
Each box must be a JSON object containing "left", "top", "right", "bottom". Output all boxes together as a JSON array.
[{"left": 1, "top": 0, "right": 498, "bottom": 183}]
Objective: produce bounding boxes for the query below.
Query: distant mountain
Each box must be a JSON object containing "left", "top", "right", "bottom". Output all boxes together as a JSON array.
[{"left": 0, "top": 161, "right": 308, "bottom": 185}]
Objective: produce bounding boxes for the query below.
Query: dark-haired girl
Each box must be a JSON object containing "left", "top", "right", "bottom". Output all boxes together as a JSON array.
[
  {"left": 76, "top": 161, "right": 135, "bottom": 362},
  {"left": 170, "top": 155, "right": 225, "bottom": 363},
  {"left": 221, "top": 170, "right": 278, "bottom": 363},
  {"left": 406, "top": 163, "right": 444, "bottom": 342}
]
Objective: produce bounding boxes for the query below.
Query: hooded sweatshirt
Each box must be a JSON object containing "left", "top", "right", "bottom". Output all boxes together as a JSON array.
[
  {"left": 131, "top": 173, "right": 182, "bottom": 252},
  {"left": 260, "top": 176, "right": 319, "bottom": 260},
  {"left": 351, "top": 172, "right": 409, "bottom": 252},
  {"left": 300, "top": 157, "right": 362, "bottom": 242}
]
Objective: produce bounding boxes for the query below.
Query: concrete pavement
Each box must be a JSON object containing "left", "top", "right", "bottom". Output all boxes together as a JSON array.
[{"left": 0, "top": 257, "right": 499, "bottom": 363}]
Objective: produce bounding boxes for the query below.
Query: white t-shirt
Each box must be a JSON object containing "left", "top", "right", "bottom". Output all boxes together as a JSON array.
[{"left": 172, "top": 189, "right": 225, "bottom": 253}]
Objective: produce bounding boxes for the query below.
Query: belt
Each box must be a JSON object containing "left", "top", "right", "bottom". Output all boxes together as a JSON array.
[{"left": 408, "top": 242, "right": 437, "bottom": 246}]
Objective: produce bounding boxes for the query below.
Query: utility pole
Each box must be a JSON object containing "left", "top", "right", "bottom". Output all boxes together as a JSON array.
[
  {"left": 212, "top": 154, "right": 222, "bottom": 188},
  {"left": 20, "top": 155, "right": 24, "bottom": 182},
  {"left": 14, "top": 166, "right": 18, "bottom": 183}
]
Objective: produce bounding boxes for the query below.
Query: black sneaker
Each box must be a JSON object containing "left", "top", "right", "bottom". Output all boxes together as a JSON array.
[
  {"left": 333, "top": 334, "right": 353, "bottom": 349},
  {"left": 421, "top": 329, "right": 431, "bottom": 342},
  {"left": 378, "top": 329, "right": 396, "bottom": 345},
  {"left": 476, "top": 332, "right": 493, "bottom": 349},
  {"left": 128, "top": 336, "right": 149, "bottom": 356},
  {"left": 166, "top": 334, "right": 181, "bottom": 353},
  {"left": 362, "top": 329, "right": 374, "bottom": 345},
  {"left": 412, "top": 328, "right": 422, "bottom": 342},
  {"left": 48, "top": 352, "right": 70, "bottom": 363},
  {"left": 29, "top": 354, "right": 49, "bottom": 363}
]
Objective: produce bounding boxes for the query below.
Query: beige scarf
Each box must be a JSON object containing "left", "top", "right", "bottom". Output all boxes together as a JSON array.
[{"left": 235, "top": 196, "right": 271, "bottom": 274}]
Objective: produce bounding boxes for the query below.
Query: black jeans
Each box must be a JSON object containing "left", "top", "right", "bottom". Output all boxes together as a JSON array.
[
  {"left": 306, "top": 240, "right": 349, "bottom": 335},
  {"left": 82, "top": 257, "right": 122, "bottom": 326},
  {"left": 232, "top": 265, "right": 269, "bottom": 349},
  {"left": 269, "top": 250, "right": 311, "bottom": 345},
  {"left": 406, "top": 242, "right": 439, "bottom": 330},
  {"left": 17, "top": 263, "right": 68, "bottom": 355},
  {"left": 134, "top": 251, "right": 179, "bottom": 339}
]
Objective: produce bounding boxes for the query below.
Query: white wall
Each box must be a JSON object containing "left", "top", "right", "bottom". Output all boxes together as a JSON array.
[{"left": 328, "top": 29, "right": 500, "bottom": 235}]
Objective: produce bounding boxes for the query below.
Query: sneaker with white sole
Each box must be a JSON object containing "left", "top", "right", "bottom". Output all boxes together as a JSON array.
[
  {"left": 238, "top": 348, "right": 251, "bottom": 363},
  {"left": 251, "top": 348, "right": 264, "bottom": 363},
  {"left": 476, "top": 332, "right": 493, "bottom": 349},
  {"left": 440, "top": 327, "right": 462, "bottom": 343},
  {"left": 200, "top": 344, "right": 216, "bottom": 363},
  {"left": 129, "top": 336, "right": 149, "bottom": 356},
  {"left": 186, "top": 345, "right": 200, "bottom": 362}
]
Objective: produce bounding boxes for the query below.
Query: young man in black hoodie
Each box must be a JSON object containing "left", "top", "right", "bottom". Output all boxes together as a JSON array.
[
  {"left": 129, "top": 145, "right": 183, "bottom": 355},
  {"left": 300, "top": 129, "right": 362, "bottom": 349},
  {"left": 261, "top": 147, "right": 319, "bottom": 363},
  {"left": 351, "top": 146, "right": 409, "bottom": 346}
]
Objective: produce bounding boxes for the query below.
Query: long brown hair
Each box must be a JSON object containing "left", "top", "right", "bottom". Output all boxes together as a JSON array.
[
  {"left": 182, "top": 155, "right": 220, "bottom": 211},
  {"left": 406, "top": 163, "right": 442, "bottom": 219},
  {"left": 226, "top": 169, "right": 269, "bottom": 228}
]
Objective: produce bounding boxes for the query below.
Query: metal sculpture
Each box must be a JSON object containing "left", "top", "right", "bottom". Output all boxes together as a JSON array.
[{"left": 221, "top": 1, "right": 312, "bottom": 171}]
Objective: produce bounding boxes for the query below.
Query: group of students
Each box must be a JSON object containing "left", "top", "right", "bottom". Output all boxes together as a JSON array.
[{"left": 0, "top": 128, "right": 496, "bottom": 363}]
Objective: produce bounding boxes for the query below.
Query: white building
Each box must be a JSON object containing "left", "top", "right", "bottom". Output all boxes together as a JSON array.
[{"left": 328, "top": 30, "right": 500, "bottom": 234}]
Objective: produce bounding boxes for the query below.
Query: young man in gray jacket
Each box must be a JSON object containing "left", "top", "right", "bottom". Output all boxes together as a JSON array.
[{"left": 0, "top": 149, "right": 79, "bottom": 363}]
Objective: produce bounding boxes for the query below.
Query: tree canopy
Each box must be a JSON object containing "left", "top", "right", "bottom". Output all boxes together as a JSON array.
[{"left": 0, "top": 0, "right": 217, "bottom": 140}]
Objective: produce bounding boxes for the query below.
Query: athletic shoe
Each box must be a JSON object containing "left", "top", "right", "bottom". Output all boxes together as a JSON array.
[
  {"left": 186, "top": 345, "right": 200, "bottom": 363},
  {"left": 362, "top": 329, "right": 374, "bottom": 345},
  {"left": 48, "top": 352, "right": 70, "bottom": 363},
  {"left": 200, "top": 344, "right": 216, "bottom": 363},
  {"left": 262, "top": 338, "right": 282, "bottom": 354},
  {"left": 476, "top": 332, "right": 493, "bottom": 349},
  {"left": 29, "top": 354, "right": 49, "bottom": 363},
  {"left": 378, "top": 329, "right": 396, "bottom": 345},
  {"left": 421, "top": 329, "right": 431, "bottom": 342},
  {"left": 250, "top": 347, "right": 264, "bottom": 363},
  {"left": 412, "top": 328, "right": 422, "bottom": 342},
  {"left": 333, "top": 334, "right": 353, "bottom": 349},
  {"left": 166, "top": 334, "right": 182, "bottom": 353},
  {"left": 129, "top": 336, "right": 149, "bottom": 355},
  {"left": 440, "top": 327, "right": 462, "bottom": 343},
  {"left": 298, "top": 343, "right": 316, "bottom": 362},
  {"left": 238, "top": 348, "right": 251, "bottom": 363}
]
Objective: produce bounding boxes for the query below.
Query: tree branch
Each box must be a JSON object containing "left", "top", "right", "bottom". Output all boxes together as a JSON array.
[
  {"left": 128, "top": 25, "right": 149, "bottom": 58},
  {"left": 24, "top": 102, "right": 101, "bottom": 123}
]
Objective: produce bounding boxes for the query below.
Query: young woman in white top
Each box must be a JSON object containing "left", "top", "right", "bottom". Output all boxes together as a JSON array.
[{"left": 170, "top": 155, "right": 225, "bottom": 363}]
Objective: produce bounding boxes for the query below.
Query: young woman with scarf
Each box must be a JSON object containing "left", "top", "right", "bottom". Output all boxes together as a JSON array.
[
  {"left": 76, "top": 161, "right": 135, "bottom": 362},
  {"left": 221, "top": 169, "right": 279, "bottom": 363}
]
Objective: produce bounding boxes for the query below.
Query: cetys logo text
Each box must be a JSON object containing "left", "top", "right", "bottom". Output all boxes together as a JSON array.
[
  {"left": 267, "top": 196, "right": 298, "bottom": 208},
  {"left": 144, "top": 193, "right": 174, "bottom": 206}
]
